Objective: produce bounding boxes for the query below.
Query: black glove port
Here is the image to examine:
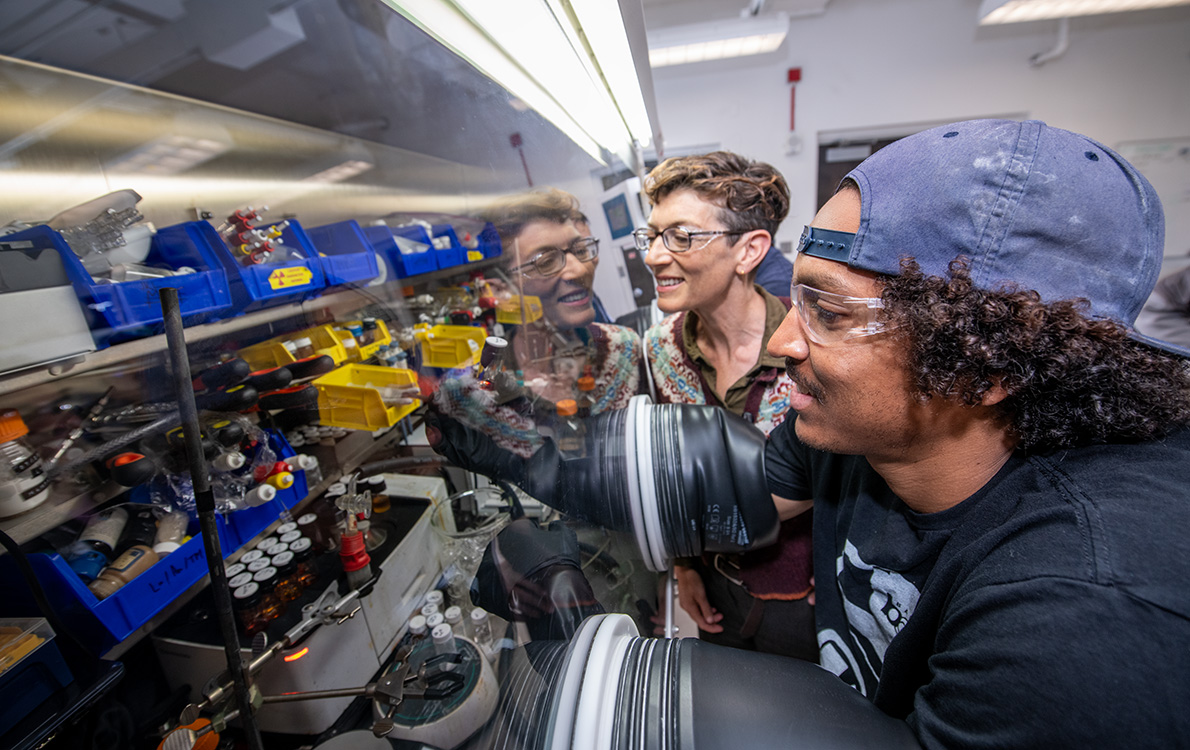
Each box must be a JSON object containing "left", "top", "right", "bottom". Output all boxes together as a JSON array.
[{"left": 427, "top": 395, "right": 778, "bottom": 571}]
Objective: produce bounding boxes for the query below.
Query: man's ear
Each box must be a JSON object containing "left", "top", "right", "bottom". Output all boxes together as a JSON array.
[
  {"left": 981, "top": 382, "right": 1010, "bottom": 406},
  {"left": 736, "top": 230, "right": 771, "bottom": 276}
]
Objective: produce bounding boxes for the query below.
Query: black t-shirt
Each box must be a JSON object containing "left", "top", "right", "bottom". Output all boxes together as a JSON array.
[{"left": 766, "top": 419, "right": 1190, "bottom": 749}]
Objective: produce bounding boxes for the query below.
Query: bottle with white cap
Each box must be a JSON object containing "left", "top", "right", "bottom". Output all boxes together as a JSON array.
[
  {"left": 421, "top": 602, "right": 440, "bottom": 619},
  {"left": 444, "top": 605, "right": 463, "bottom": 636},
  {"left": 430, "top": 623, "right": 457, "bottom": 669},
  {"left": 408, "top": 614, "right": 428, "bottom": 642},
  {"left": 424, "top": 590, "right": 444, "bottom": 609},
  {"left": 469, "top": 607, "right": 493, "bottom": 650},
  {"left": 425, "top": 612, "right": 445, "bottom": 631},
  {"left": 153, "top": 509, "right": 190, "bottom": 556},
  {"left": 292, "top": 454, "right": 322, "bottom": 487}
]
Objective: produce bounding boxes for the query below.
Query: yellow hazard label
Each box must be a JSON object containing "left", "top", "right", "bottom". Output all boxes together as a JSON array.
[{"left": 268, "top": 266, "right": 313, "bottom": 290}]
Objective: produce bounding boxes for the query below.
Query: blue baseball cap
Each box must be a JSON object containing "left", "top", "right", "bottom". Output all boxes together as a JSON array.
[{"left": 802, "top": 119, "right": 1189, "bottom": 358}]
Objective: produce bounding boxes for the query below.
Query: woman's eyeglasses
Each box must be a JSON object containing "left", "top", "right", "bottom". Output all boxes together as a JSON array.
[
  {"left": 511, "top": 236, "right": 600, "bottom": 278},
  {"left": 631, "top": 226, "right": 745, "bottom": 254}
]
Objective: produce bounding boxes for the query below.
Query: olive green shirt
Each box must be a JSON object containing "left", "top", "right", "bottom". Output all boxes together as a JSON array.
[{"left": 680, "top": 285, "right": 788, "bottom": 416}]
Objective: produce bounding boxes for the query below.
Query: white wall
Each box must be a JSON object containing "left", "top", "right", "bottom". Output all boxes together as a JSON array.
[{"left": 649, "top": 0, "right": 1190, "bottom": 258}]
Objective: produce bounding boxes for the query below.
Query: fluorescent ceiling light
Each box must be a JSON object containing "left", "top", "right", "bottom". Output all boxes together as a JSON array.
[
  {"left": 105, "top": 134, "right": 230, "bottom": 175},
  {"left": 648, "top": 12, "right": 789, "bottom": 68},
  {"left": 979, "top": 0, "right": 1190, "bottom": 23},
  {"left": 381, "top": 0, "right": 658, "bottom": 166},
  {"left": 302, "top": 160, "right": 374, "bottom": 183}
]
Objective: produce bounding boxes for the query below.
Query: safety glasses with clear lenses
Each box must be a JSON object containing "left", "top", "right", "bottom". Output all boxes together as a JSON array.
[
  {"left": 791, "top": 282, "right": 891, "bottom": 345},
  {"left": 511, "top": 236, "right": 599, "bottom": 278},
  {"left": 631, "top": 226, "right": 743, "bottom": 254}
]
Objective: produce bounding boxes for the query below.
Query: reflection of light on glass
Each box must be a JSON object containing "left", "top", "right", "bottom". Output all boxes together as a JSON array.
[
  {"left": 105, "top": 135, "right": 230, "bottom": 175},
  {"left": 301, "top": 160, "right": 374, "bottom": 183},
  {"left": 979, "top": 0, "right": 1190, "bottom": 24}
]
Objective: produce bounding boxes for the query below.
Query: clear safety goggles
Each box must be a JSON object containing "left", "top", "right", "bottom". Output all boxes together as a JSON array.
[{"left": 790, "top": 282, "right": 891, "bottom": 345}]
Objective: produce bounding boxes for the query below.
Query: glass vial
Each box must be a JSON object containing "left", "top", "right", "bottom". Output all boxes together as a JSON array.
[
  {"left": 469, "top": 607, "right": 493, "bottom": 650},
  {"left": 554, "top": 400, "right": 586, "bottom": 458},
  {"left": 444, "top": 605, "right": 463, "bottom": 636},
  {"left": 430, "top": 623, "right": 457, "bottom": 669}
]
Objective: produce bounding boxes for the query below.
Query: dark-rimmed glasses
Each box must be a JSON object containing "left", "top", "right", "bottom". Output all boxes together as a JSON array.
[
  {"left": 510, "top": 236, "right": 599, "bottom": 278},
  {"left": 632, "top": 226, "right": 746, "bottom": 254}
]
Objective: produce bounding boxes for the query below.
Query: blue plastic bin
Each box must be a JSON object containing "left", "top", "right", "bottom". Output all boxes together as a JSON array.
[
  {"left": 3, "top": 224, "right": 233, "bottom": 348},
  {"left": 162, "top": 220, "right": 326, "bottom": 315},
  {"left": 302, "top": 220, "right": 380, "bottom": 288},
  {"left": 0, "top": 431, "right": 305, "bottom": 654},
  {"left": 430, "top": 224, "right": 467, "bottom": 270},
  {"left": 365, "top": 225, "right": 438, "bottom": 279},
  {"left": 477, "top": 222, "right": 502, "bottom": 259}
]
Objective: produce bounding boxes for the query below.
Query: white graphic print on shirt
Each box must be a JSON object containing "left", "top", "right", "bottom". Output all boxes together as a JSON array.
[{"left": 819, "top": 540, "right": 923, "bottom": 696}]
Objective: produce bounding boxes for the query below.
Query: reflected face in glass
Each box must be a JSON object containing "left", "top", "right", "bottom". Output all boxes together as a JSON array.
[
  {"left": 643, "top": 189, "right": 741, "bottom": 314},
  {"left": 510, "top": 219, "right": 596, "bottom": 330}
]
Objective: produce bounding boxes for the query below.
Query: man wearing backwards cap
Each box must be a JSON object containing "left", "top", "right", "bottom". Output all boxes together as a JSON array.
[{"left": 764, "top": 119, "right": 1190, "bottom": 747}]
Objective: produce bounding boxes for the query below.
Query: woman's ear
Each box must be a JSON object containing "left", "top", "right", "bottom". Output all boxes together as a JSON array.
[
  {"left": 981, "top": 382, "right": 1010, "bottom": 406},
  {"left": 736, "top": 230, "right": 771, "bottom": 276}
]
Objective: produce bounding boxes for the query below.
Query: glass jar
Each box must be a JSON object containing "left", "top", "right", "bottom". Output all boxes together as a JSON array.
[
  {"left": 233, "top": 582, "right": 266, "bottom": 635},
  {"left": 289, "top": 536, "right": 318, "bottom": 588},
  {"left": 271, "top": 551, "right": 303, "bottom": 602}
]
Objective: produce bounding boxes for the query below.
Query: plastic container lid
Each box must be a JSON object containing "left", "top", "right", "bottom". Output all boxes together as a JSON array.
[
  {"left": 425, "top": 612, "right": 444, "bottom": 629},
  {"left": 271, "top": 550, "right": 295, "bottom": 571},
  {"left": 431, "top": 623, "right": 453, "bottom": 644},
  {"left": 276, "top": 522, "right": 298, "bottom": 535},
  {"left": 256, "top": 536, "right": 280, "bottom": 551},
  {"left": 424, "top": 590, "right": 444, "bottom": 607},
  {"left": 225, "top": 562, "right": 247, "bottom": 578},
  {"left": 578, "top": 375, "right": 595, "bottom": 392},
  {"left": 297, "top": 513, "right": 318, "bottom": 526},
  {"left": 470, "top": 607, "right": 489, "bottom": 622},
  {"left": 247, "top": 559, "right": 271, "bottom": 573},
  {"left": 0, "top": 410, "right": 29, "bottom": 443},
  {"left": 153, "top": 541, "right": 182, "bottom": 556},
  {"left": 241, "top": 549, "right": 265, "bottom": 564},
  {"left": 267, "top": 542, "right": 289, "bottom": 556},
  {"left": 279, "top": 530, "right": 302, "bottom": 544},
  {"left": 252, "top": 566, "right": 279, "bottom": 583},
  {"left": 444, "top": 605, "right": 462, "bottom": 624},
  {"left": 294, "top": 337, "right": 313, "bottom": 347},
  {"left": 289, "top": 537, "right": 312, "bottom": 557},
  {"left": 409, "top": 615, "right": 427, "bottom": 635},
  {"left": 421, "top": 603, "right": 439, "bottom": 617},
  {"left": 228, "top": 572, "right": 254, "bottom": 588},
  {"left": 556, "top": 399, "right": 578, "bottom": 417},
  {"left": 233, "top": 582, "right": 261, "bottom": 607}
]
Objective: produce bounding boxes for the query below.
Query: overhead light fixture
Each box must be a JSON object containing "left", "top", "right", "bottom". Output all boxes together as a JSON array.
[
  {"left": 979, "top": 0, "right": 1190, "bottom": 24},
  {"left": 105, "top": 134, "right": 231, "bottom": 176},
  {"left": 302, "top": 159, "right": 374, "bottom": 184},
  {"left": 648, "top": 12, "right": 790, "bottom": 68},
  {"left": 379, "top": 0, "right": 659, "bottom": 167}
]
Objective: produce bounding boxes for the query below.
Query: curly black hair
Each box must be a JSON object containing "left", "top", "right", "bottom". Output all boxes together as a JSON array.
[{"left": 880, "top": 257, "right": 1190, "bottom": 453}]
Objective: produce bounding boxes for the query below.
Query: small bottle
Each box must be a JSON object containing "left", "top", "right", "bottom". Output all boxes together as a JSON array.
[
  {"left": 469, "top": 607, "right": 493, "bottom": 650},
  {"left": 288, "top": 537, "right": 318, "bottom": 588},
  {"left": 252, "top": 565, "right": 280, "bottom": 589},
  {"left": 425, "top": 612, "right": 445, "bottom": 631},
  {"left": 408, "top": 615, "right": 428, "bottom": 642},
  {"left": 554, "top": 400, "right": 586, "bottom": 458},
  {"left": 367, "top": 476, "right": 390, "bottom": 514},
  {"left": 279, "top": 530, "right": 302, "bottom": 546},
  {"left": 576, "top": 372, "right": 596, "bottom": 419},
  {"left": 360, "top": 318, "right": 379, "bottom": 346},
  {"left": 228, "top": 571, "right": 254, "bottom": 589},
  {"left": 75, "top": 506, "right": 129, "bottom": 561},
  {"left": 296, "top": 512, "right": 329, "bottom": 552},
  {"left": 117, "top": 506, "right": 159, "bottom": 556},
  {"left": 256, "top": 536, "right": 281, "bottom": 552},
  {"left": 0, "top": 410, "right": 52, "bottom": 518},
  {"left": 424, "top": 590, "right": 445, "bottom": 610},
  {"left": 271, "top": 551, "right": 303, "bottom": 602},
  {"left": 153, "top": 509, "right": 190, "bottom": 556},
  {"left": 282, "top": 340, "right": 299, "bottom": 360},
  {"left": 267, "top": 542, "right": 289, "bottom": 556},
  {"left": 233, "top": 582, "right": 267, "bottom": 635},
  {"left": 244, "top": 484, "right": 276, "bottom": 507},
  {"left": 276, "top": 521, "right": 298, "bottom": 536},
  {"left": 293, "top": 337, "right": 315, "bottom": 359},
  {"left": 444, "top": 605, "right": 464, "bottom": 636},
  {"left": 292, "top": 454, "right": 322, "bottom": 487},
  {"left": 247, "top": 558, "right": 272, "bottom": 574},
  {"left": 430, "top": 623, "right": 457, "bottom": 669},
  {"left": 212, "top": 452, "right": 246, "bottom": 473},
  {"left": 241, "top": 549, "right": 265, "bottom": 565},
  {"left": 89, "top": 545, "right": 159, "bottom": 599},
  {"left": 421, "top": 602, "right": 440, "bottom": 619},
  {"left": 225, "top": 562, "right": 247, "bottom": 579}
]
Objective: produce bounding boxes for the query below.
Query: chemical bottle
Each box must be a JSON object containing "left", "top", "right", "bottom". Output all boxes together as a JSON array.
[
  {"left": 89, "top": 544, "right": 159, "bottom": 599},
  {"left": 361, "top": 318, "right": 379, "bottom": 346},
  {"left": 430, "top": 623, "right": 458, "bottom": 669},
  {"left": 292, "top": 454, "right": 322, "bottom": 487},
  {"left": 288, "top": 537, "right": 318, "bottom": 588},
  {"left": 424, "top": 589, "right": 445, "bottom": 609},
  {"left": 68, "top": 506, "right": 130, "bottom": 582},
  {"left": 408, "top": 615, "right": 428, "bottom": 642},
  {"left": 554, "top": 400, "right": 586, "bottom": 458},
  {"left": 421, "top": 602, "right": 440, "bottom": 619},
  {"left": 271, "top": 550, "right": 303, "bottom": 602},
  {"left": 367, "top": 476, "right": 390, "bottom": 514},
  {"left": 425, "top": 612, "right": 445, "bottom": 631},
  {"left": 293, "top": 337, "right": 315, "bottom": 359},
  {"left": 233, "top": 582, "right": 267, "bottom": 635},
  {"left": 575, "top": 371, "right": 596, "bottom": 419},
  {"left": 469, "top": 607, "right": 493, "bottom": 650},
  {"left": 153, "top": 509, "right": 190, "bottom": 556},
  {"left": 0, "top": 410, "right": 52, "bottom": 518},
  {"left": 444, "top": 605, "right": 464, "bottom": 636},
  {"left": 116, "top": 505, "right": 159, "bottom": 556}
]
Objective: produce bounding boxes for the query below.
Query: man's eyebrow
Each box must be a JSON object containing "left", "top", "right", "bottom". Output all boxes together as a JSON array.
[{"left": 793, "top": 268, "right": 858, "bottom": 295}]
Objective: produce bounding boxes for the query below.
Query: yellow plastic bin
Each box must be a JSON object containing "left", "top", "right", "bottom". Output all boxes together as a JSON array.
[
  {"left": 496, "top": 295, "right": 543, "bottom": 325},
  {"left": 332, "top": 319, "right": 393, "bottom": 362},
  {"left": 415, "top": 325, "right": 486, "bottom": 369},
  {"left": 238, "top": 324, "right": 351, "bottom": 371},
  {"left": 313, "top": 364, "right": 420, "bottom": 431}
]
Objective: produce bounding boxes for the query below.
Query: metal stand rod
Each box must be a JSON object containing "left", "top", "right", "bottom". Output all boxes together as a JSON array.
[{"left": 160, "top": 288, "right": 265, "bottom": 750}]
